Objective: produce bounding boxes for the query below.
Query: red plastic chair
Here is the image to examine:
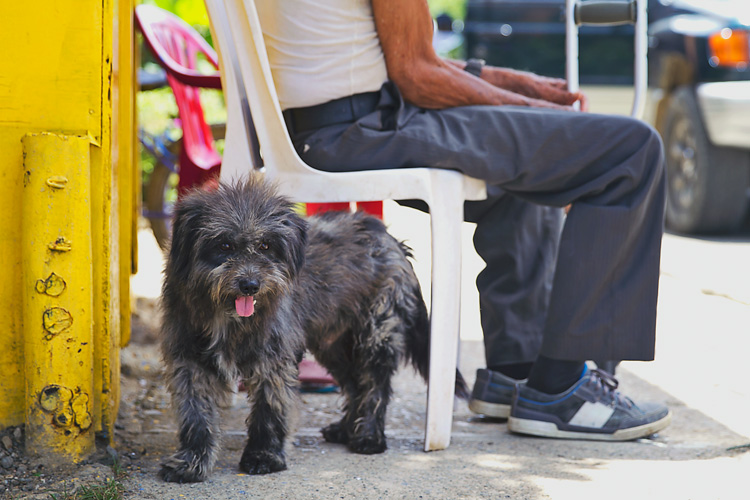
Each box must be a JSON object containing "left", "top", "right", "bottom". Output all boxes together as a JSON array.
[{"left": 135, "top": 5, "right": 223, "bottom": 196}]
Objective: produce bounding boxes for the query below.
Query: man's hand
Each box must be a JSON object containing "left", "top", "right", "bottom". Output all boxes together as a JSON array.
[{"left": 526, "top": 76, "right": 589, "bottom": 112}]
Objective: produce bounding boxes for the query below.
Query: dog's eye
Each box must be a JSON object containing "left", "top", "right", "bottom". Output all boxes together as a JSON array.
[
  {"left": 258, "top": 241, "right": 269, "bottom": 251},
  {"left": 219, "top": 242, "right": 233, "bottom": 252}
]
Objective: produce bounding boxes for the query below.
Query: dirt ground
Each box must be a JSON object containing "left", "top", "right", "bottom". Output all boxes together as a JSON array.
[
  {"left": 3, "top": 294, "right": 749, "bottom": 500},
  {"left": 4, "top": 197, "right": 750, "bottom": 499}
]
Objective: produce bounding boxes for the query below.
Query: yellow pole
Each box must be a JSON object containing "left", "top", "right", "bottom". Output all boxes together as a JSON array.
[{"left": 21, "top": 133, "right": 95, "bottom": 461}]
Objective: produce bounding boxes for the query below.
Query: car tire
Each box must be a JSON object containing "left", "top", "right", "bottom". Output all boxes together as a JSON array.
[{"left": 662, "top": 86, "right": 750, "bottom": 233}]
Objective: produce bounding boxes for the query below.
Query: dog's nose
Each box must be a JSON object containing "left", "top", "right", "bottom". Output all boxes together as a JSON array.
[{"left": 238, "top": 278, "right": 260, "bottom": 295}]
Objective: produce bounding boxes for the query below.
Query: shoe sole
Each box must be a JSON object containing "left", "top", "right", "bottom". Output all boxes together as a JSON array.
[
  {"left": 468, "top": 399, "right": 511, "bottom": 419},
  {"left": 507, "top": 410, "right": 671, "bottom": 441}
]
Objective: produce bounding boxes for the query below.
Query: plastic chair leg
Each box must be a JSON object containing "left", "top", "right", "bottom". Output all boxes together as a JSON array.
[
  {"left": 305, "top": 202, "right": 350, "bottom": 215},
  {"left": 355, "top": 201, "right": 383, "bottom": 218},
  {"left": 306, "top": 201, "right": 384, "bottom": 218},
  {"left": 423, "top": 172, "right": 465, "bottom": 451}
]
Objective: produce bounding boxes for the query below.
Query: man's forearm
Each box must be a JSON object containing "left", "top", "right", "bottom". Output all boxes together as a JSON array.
[
  {"left": 373, "top": 0, "right": 578, "bottom": 110},
  {"left": 444, "top": 59, "right": 578, "bottom": 105},
  {"left": 393, "top": 57, "right": 558, "bottom": 109}
]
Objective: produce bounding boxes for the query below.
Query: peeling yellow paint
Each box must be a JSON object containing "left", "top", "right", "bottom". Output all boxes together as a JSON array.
[
  {"left": 22, "top": 133, "right": 94, "bottom": 460},
  {"left": 35, "top": 273, "right": 66, "bottom": 297},
  {"left": 72, "top": 393, "right": 92, "bottom": 430},
  {"left": 48, "top": 237, "right": 73, "bottom": 252},
  {"left": 42, "top": 308, "right": 73, "bottom": 337},
  {"left": 46, "top": 176, "right": 69, "bottom": 189},
  {"left": 39, "top": 385, "right": 72, "bottom": 413},
  {"left": 37, "top": 385, "right": 92, "bottom": 433},
  {"left": 1, "top": 0, "right": 135, "bottom": 462}
]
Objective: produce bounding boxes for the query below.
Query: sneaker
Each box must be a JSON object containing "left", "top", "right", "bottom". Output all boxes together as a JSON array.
[
  {"left": 468, "top": 368, "right": 522, "bottom": 418},
  {"left": 508, "top": 366, "right": 671, "bottom": 441}
]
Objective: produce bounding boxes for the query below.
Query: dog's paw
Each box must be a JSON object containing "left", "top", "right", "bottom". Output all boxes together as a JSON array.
[
  {"left": 321, "top": 422, "right": 349, "bottom": 444},
  {"left": 348, "top": 434, "right": 387, "bottom": 455},
  {"left": 159, "top": 452, "right": 209, "bottom": 483},
  {"left": 239, "top": 449, "right": 287, "bottom": 475}
]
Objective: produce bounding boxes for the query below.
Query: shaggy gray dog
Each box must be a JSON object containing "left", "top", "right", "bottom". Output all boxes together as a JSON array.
[{"left": 158, "top": 176, "right": 467, "bottom": 483}]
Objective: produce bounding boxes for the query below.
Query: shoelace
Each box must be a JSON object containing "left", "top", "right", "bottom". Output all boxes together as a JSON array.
[{"left": 588, "top": 368, "right": 634, "bottom": 409}]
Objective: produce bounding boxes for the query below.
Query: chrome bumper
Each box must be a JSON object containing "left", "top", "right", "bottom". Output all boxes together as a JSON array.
[{"left": 696, "top": 81, "right": 750, "bottom": 150}]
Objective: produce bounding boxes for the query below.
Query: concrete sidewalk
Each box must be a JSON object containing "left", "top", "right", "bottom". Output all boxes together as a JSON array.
[{"left": 122, "top": 201, "right": 750, "bottom": 500}]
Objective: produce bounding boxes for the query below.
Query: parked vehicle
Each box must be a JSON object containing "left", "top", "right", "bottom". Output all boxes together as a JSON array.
[
  {"left": 648, "top": 0, "right": 750, "bottom": 233},
  {"left": 464, "top": 0, "right": 750, "bottom": 233}
]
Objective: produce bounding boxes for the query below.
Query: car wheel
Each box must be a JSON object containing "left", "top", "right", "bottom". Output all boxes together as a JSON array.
[{"left": 662, "top": 86, "right": 750, "bottom": 233}]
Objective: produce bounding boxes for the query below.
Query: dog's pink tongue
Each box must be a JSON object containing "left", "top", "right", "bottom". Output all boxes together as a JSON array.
[{"left": 235, "top": 296, "right": 255, "bottom": 317}]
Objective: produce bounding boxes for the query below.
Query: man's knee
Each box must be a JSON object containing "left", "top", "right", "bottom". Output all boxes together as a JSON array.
[
  {"left": 617, "top": 116, "right": 665, "bottom": 182},
  {"left": 640, "top": 122, "right": 666, "bottom": 183}
]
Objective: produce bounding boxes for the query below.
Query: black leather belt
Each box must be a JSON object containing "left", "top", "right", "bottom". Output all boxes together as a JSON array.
[{"left": 283, "top": 91, "right": 380, "bottom": 134}]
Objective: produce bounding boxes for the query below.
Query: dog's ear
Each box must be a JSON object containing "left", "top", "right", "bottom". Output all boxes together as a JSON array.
[
  {"left": 167, "top": 193, "right": 206, "bottom": 279},
  {"left": 281, "top": 211, "right": 308, "bottom": 277}
]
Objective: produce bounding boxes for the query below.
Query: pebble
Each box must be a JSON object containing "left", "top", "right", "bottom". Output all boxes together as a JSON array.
[
  {"left": 1, "top": 436, "right": 12, "bottom": 451},
  {"left": 0, "top": 456, "right": 13, "bottom": 469},
  {"left": 13, "top": 428, "right": 21, "bottom": 441}
]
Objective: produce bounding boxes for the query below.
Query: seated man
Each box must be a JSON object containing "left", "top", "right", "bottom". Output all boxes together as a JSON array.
[{"left": 257, "top": 0, "right": 670, "bottom": 440}]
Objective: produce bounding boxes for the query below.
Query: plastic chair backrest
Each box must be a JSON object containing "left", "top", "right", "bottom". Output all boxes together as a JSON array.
[
  {"left": 135, "top": 5, "right": 222, "bottom": 178},
  {"left": 207, "top": 0, "right": 486, "bottom": 203},
  {"left": 215, "top": 0, "right": 331, "bottom": 182}
]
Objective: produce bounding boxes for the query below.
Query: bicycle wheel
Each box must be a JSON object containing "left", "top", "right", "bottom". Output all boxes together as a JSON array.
[{"left": 144, "top": 159, "right": 179, "bottom": 251}]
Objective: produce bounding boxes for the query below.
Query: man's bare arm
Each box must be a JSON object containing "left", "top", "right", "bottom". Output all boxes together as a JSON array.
[{"left": 372, "top": 0, "right": 584, "bottom": 110}]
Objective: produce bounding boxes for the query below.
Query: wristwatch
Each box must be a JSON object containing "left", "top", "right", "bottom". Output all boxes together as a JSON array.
[{"left": 464, "top": 58, "right": 485, "bottom": 78}]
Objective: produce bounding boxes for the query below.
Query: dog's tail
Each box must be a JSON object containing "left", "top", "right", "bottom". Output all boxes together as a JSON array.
[{"left": 405, "top": 277, "right": 470, "bottom": 401}]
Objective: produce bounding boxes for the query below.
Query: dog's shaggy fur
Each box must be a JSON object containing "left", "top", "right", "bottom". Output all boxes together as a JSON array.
[{"left": 158, "top": 176, "right": 467, "bottom": 482}]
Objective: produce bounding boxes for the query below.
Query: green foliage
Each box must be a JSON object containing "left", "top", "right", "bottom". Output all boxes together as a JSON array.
[
  {"left": 141, "top": 0, "right": 212, "bottom": 42},
  {"left": 136, "top": 0, "right": 227, "bottom": 199},
  {"left": 145, "top": 0, "right": 210, "bottom": 27},
  {"left": 429, "top": 0, "right": 467, "bottom": 20},
  {"left": 47, "top": 459, "right": 127, "bottom": 500},
  {"left": 48, "top": 478, "right": 124, "bottom": 500},
  {"left": 136, "top": 86, "right": 225, "bottom": 195}
]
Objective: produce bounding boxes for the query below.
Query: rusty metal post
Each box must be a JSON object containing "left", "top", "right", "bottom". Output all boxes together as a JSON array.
[{"left": 21, "top": 133, "right": 95, "bottom": 460}]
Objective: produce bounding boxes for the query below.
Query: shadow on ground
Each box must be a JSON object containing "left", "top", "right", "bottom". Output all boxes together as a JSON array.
[{"left": 108, "top": 298, "right": 749, "bottom": 500}]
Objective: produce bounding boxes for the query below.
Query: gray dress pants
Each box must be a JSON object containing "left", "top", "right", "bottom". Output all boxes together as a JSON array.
[{"left": 288, "top": 82, "right": 666, "bottom": 362}]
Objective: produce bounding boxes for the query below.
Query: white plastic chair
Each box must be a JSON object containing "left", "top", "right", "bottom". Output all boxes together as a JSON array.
[{"left": 204, "top": 0, "right": 487, "bottom": 451}]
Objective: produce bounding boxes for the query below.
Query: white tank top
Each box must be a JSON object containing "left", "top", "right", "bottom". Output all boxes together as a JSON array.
[{"left": 255, "top": 0, "right": 389, "bottom": 110}]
